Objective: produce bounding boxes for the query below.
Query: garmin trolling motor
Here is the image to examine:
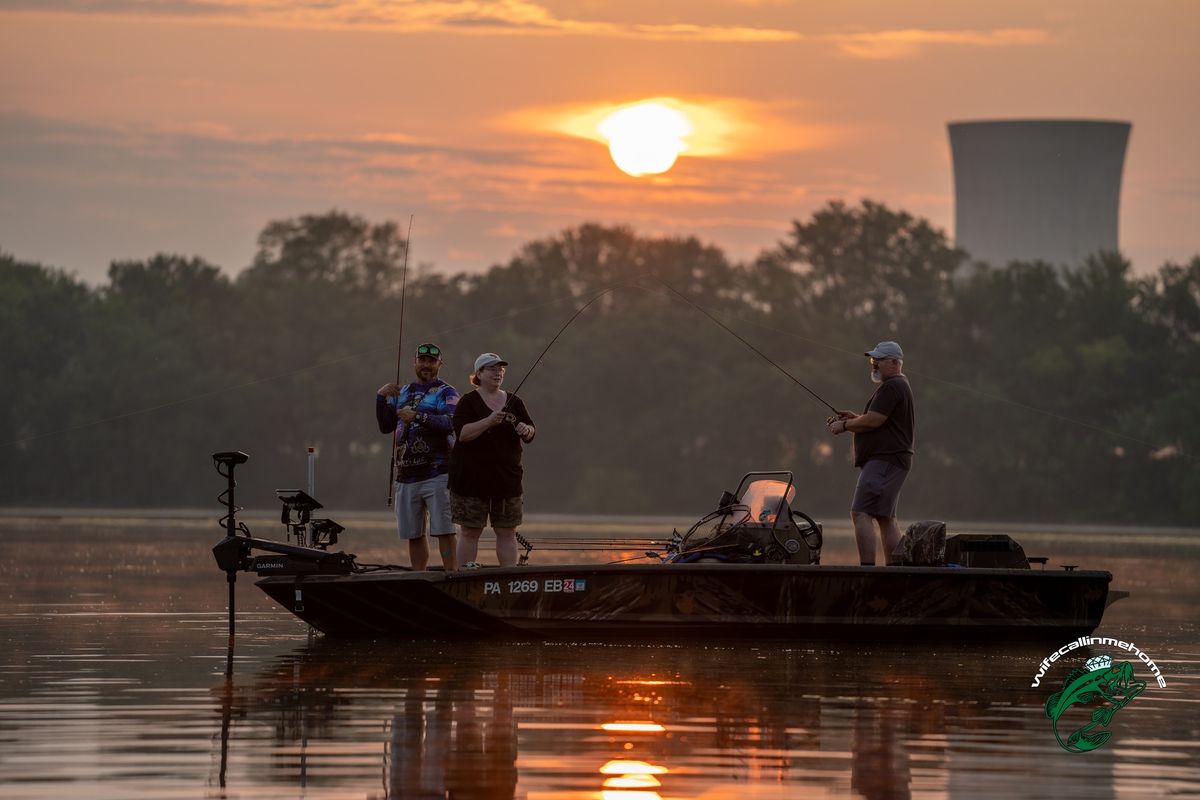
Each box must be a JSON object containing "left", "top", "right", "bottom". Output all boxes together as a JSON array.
[
  {"left": 212, "top": 451, "right": 250, "bottom": 636},
  {"left": 210, "top": 451, "right": 354, "bottom": 638}
]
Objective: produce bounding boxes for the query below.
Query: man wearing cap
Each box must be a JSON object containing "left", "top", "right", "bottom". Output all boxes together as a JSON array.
[
  {"left": 827, "top": 341, "right": 915, "bottom": 566},
  {"left": 377, "top": 342, "right": 460, "bottom": 571}
]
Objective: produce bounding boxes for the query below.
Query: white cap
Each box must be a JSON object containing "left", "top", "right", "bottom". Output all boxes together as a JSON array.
[{"left": 473, "top": 352, "right": 508, "bottom": 372}]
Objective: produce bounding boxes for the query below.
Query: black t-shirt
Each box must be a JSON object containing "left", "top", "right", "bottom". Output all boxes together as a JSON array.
[
  {"left": 449, "top": 390, "right": 535, "bottom": 499},
  {"left": 853, "top": 375, "right": 915, "bottom": 470}
]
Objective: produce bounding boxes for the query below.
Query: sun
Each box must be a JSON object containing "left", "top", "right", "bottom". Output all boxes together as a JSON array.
[{"left": 598, "top": 102, "right": 692, "bottom": 177}]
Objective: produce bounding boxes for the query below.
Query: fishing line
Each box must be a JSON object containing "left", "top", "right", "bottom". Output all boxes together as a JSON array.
[
  {"left": 694, "top": 305, "right": 1198, "bottom": 463},
  {"left": 386, "top": 215, "right": 415, "bottom": 507},
  {"left": 650, "top": 277, "right": 841, "bottom": 415},
  {"left": 502, "top": 282, "right": 632, "bottom": 408}
]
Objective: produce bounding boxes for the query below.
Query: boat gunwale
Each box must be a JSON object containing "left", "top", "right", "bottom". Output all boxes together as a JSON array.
[{"left": 256, "top": 561, "right": 1114, "bottom": 587}]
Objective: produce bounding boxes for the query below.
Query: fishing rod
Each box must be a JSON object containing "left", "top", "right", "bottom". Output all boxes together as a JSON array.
[
  {"left": 385, "top": 215, "right": 415, "bottom": 508},
  {"left": 651, "top": 277, "right": 840, "bottom": 415},
  {"left": 501, "top": 284, "right": 626, "bottom": 415}
]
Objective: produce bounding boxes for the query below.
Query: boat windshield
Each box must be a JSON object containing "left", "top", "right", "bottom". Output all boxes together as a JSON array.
[{"left": 739, "top": 479, "right": 796, "bottom": 525}]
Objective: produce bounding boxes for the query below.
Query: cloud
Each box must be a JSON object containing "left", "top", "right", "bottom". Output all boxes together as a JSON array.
[
  {"left": 830, "top": 27, "right": 1051, "bottom": 60},
  {"left": 627, "top": 22, "right": 799, "bottom": 43},
  {"left": 2, "top": 2, "right": 1053, "bottom": 51},
  {"left": 0, "top": 0, "right": 801, "bottom": 41},
  {"left": 0, "top": 111, "right": 852, "bottom": 280}
]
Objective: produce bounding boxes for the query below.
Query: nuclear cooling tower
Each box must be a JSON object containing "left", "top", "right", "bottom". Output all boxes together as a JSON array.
[{"left": 948, "top": 119, "right": 1131, "bottom": 267}]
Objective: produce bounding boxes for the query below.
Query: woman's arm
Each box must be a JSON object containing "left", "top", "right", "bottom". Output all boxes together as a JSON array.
[
  {"left": 512, "top": 396, "right": 536, "bottom": 443},
  {"left": 459, "top": 411, "right": 507, "bottom": 442}
]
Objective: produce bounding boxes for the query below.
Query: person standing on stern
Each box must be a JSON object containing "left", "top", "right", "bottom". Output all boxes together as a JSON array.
[
  {"left": 377, "top": 342, "right": 460, "bottom": 571},
  {"left": 828, "top": 341, "right": 916, "bottom": 566},
  {"left": 449, "top": 353, "right": 536, "bottom": 569}
]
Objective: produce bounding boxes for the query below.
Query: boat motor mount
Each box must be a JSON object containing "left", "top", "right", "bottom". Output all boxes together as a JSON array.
[{"left": 211, "top": 451, "right": 357, "bottom": 636}]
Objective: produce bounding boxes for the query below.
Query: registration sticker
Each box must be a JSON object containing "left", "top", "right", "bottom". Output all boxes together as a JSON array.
[
  {"left": 482, "top": 577, "right": 588, "bottom": 595},
  {"left": 544, "top": 578, "right": 588, "bottom": 593}
]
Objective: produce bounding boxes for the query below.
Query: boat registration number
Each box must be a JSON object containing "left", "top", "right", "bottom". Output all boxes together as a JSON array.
[{"left": 483, "top": 578, "right": 588, "bottom": 595}]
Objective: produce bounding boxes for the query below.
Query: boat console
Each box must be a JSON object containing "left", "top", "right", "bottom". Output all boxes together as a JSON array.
[{"left": 668, "top": 471, "right": 824, "bottom": 565}]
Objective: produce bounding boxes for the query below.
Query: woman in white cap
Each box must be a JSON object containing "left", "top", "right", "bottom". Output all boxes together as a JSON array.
[{"left": 449, "top": 353, "right": 536, "bottom": 568}]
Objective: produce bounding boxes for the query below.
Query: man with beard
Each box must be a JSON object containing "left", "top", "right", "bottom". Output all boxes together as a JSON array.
[
  {"left": 827, "top": 341, "right": 915, "bottom": 566},
  {"left": 377, "top": 342, "right": 460, "bottom": 570}
]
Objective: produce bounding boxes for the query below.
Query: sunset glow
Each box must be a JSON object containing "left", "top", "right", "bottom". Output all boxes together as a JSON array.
[
  {"left": 0, "top": 4, "right": 1194, "bottom": 278},
  {"left": 603, "top": 775, "right": 662, "bottom": 788},
  {"left": 600, "top": 722, "right": 666, "bottom": 732},
  {"left": 598, "top": 103, "right": 692, "bottom": 177},
  {"left": 599, "top": 760, "right": 669, "bottom": 775}
]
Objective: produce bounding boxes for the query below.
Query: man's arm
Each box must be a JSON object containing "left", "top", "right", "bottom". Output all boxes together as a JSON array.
[
  {"left": 376, "top": 394, "right": 398, "bottom": 434},
  {"left": 418, "top": 389, "right": 459, "bottom": 433},
  {"left": 828, "top": 410, "right": 887, "bottom": 435},
  {"left": 830, "top": 380, "right": 900, "bottom": 435}
]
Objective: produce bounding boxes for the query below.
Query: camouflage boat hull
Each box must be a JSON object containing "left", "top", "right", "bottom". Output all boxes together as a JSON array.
[{"left": 256, "top": 562, "right": 1113, "bottom": 641}]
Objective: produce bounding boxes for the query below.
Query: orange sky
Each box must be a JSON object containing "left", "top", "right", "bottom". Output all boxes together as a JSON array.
[{"left": 0, "top": 1, "right": 1196, "bottom": 281}]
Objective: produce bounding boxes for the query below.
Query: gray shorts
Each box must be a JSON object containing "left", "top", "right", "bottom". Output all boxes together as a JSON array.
[
  {"left": 394, "top": 473, "right": 455, "bottom": 540},
  {"left": 851, "top": 459, "right": 909, "bottom": 518},
  {"left": 450, "top": 492, "right": 523, "bottom": 529}
]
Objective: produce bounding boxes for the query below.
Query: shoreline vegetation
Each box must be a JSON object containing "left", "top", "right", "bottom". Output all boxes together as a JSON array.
[{"left": 2, "top": 201, "right": 1197, "bottom": 524}]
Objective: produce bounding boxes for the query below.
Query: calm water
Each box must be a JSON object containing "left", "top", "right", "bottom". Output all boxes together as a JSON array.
[{"left": 1, "top": 515, "right": 1198, "bottom": 799}]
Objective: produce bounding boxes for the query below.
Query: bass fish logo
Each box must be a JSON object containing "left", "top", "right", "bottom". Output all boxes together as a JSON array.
[{"left": 1044, "top": 654, "right": 1146, "bottom": 753}]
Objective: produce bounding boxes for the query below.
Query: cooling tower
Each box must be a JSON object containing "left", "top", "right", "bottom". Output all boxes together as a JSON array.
[{"left": 948, "top": 120, "right": 1131, "bottom": 267}]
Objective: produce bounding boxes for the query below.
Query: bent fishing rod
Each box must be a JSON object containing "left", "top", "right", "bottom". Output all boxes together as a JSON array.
[
  {"left": 386, "top": 215, "right": 415, "bottom": 507},
  {"left": 501, "top": 284, "right": 627, "bottom": 416},
  {"left": 651, "top": 276, "right": 840, "bottom": 416}
]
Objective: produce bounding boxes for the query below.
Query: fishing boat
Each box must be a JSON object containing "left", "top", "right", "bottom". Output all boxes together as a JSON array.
[{"left": 211, "top": 451, "right": 1122, "bottom": 641}]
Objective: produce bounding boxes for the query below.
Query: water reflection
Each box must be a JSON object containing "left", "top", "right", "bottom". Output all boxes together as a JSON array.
[
  {"left": 386, "top": 675, "right": 518, "bottom": 799},
  {"left": 2, "top": 519, "right": 1195, "bottom": 798},
  {"left": 207, "top": 638, "right": 1127, "bottom": 799}
]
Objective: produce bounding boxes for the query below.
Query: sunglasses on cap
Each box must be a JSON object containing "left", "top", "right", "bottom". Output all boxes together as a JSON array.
[{"left": 415, "top": 344, "right": 441, "bottom": 358}]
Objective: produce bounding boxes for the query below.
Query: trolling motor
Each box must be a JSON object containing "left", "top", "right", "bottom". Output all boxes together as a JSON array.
[
  {"left": 211, "top": 451, "right": 356, "bottom": 635},
  {"left": 212, "top": 451, "right": 250, "bottom": 635}
]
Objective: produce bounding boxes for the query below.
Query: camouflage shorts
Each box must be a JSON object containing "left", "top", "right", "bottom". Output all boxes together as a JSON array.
[{"left": 449, "top": 492, "right": 523, "bottom": 529}]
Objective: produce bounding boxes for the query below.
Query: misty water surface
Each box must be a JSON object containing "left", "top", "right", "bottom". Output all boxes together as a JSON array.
[{"left": 0, "top": 515, "right": 1197, "bottom": 799}]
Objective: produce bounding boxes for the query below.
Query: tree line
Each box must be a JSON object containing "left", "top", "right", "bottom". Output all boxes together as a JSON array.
[{"left": 2, "top": 200, "right": 1197, "bottom": 525}]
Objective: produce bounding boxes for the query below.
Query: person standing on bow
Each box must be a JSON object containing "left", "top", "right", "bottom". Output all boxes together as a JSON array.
[
  {"left": 828, "top": 341, "right": 915, "bottom": 566},
  {"left": 449, "top": 353, "right": 536, "bottom": 569},
  {"left": 377, "top": 342, "right": 460, "bottom": 571}
]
